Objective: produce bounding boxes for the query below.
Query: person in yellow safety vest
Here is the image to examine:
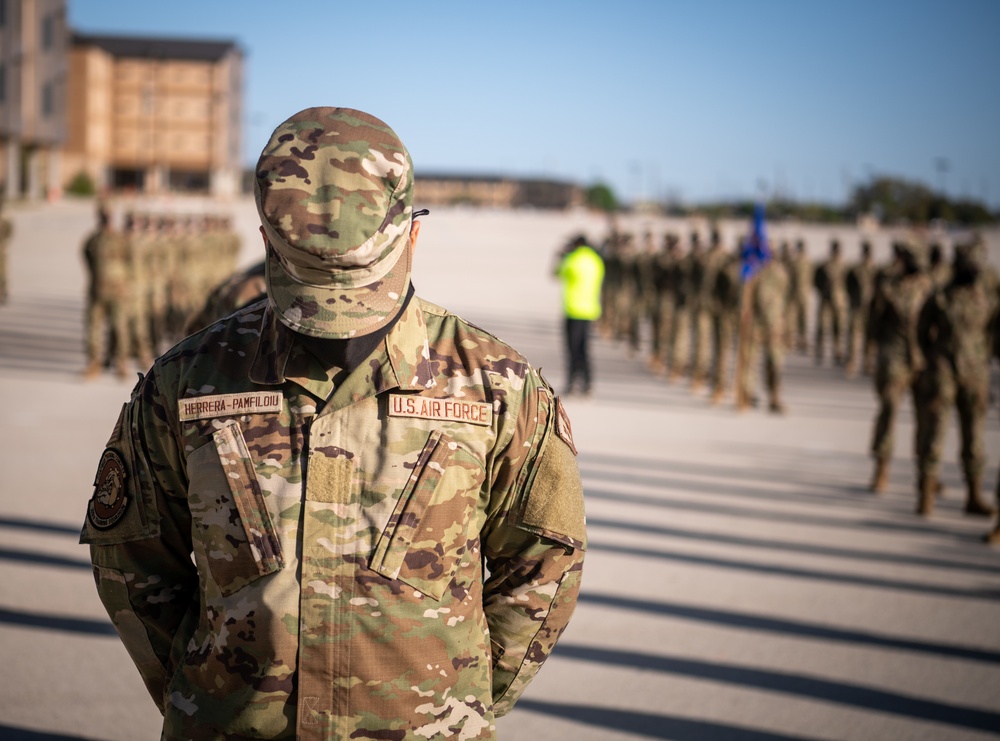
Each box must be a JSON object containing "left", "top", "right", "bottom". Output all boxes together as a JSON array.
[{"left": 556, "top": 234, "right": 606, "bottom": 397}]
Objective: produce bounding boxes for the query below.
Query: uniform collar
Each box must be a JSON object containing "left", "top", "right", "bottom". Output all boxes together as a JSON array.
[{"left": 249, "top": 299, "right": 436, "bottom": 398}]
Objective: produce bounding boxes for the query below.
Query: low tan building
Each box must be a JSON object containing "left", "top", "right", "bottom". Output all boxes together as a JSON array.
[
  {"left": 0, "top": 0, "right": 69, "bottom": 200},
  {"left": 64, "top": 33, "right": 243, "bottom": 197},
  {"left": 415, "top": 172, "right": 583, "bottom": 210}
]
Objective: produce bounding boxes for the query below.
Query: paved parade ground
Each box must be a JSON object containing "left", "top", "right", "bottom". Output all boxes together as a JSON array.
[{"left": 1, "top": 198, "right": 999, "bottom": 740}]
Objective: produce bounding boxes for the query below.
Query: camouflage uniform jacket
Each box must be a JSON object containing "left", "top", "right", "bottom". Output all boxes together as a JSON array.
[
  {"left": 846, "top": 259, "right": 875, "bottom": 310},
  {"left": 868, "top": 271, "right": 934, "bottom": 370},
  {"left": 751, "top": 260, "right": 789, "bottom": 332},
  {"left": 82, "top": 296, "right": 586, "bottom": 741},
  {"left": 813, "top": 257, "right": 847, "bottom": 309},
  {"left": 917, "top": 276, "right": 1000, "bottom": 385}
]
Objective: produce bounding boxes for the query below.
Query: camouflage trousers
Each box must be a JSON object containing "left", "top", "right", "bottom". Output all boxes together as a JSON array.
[
  {"left": 815, "top": 300, "right": 846, "bottom": 363},
  {"left": 786, "top": 293, "right": 809, "bottom": 350},
  {"left": 844, "top": 305, "right": 871, "bottom": 371},
  {"left": 669, "top": 305, "right": 692, "bottom": 375},
  {"left": 86, "top": 294, "right": 131, "bottom": 366},
  {"left": 711, "top": 311, "right": 737, "bottom": 394},
  {"left": 870, "top": 358, "right": 921, "bottom": 462},
  {"left": 914, "top": 366, "right": 989, "bottom": 481},
  {"left": 691, "top": 307, "right": 713, "bottom": 381},
  {"left": 736, "top": 322, "right": 783, "bottom": 402}
]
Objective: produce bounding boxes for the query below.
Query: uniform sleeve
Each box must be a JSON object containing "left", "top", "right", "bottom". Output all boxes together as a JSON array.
[
  {"left": 81, "top": 371, "right": 197, "bottom": 712},
  {"left": 481, "top": 374, "right": 586, "bottom": 717}
]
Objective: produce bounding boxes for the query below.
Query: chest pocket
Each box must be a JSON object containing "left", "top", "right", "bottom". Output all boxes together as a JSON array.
[
  {"left": 187, "top": 420, "right": 284, "bottom": 597},
  {"left": 369, "top": 430, "right": 485, "bottom": 600}
]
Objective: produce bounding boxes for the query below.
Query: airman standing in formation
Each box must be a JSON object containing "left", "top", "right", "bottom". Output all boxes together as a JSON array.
[
  {"left": 866, "top": 240, "right": 935, "bottom": 493},
  {"left": 691, "top": 230, "right": 727, "bottom": 393},
  {"left": 710, "top": 242, "right": 743, "bottom": 404},
  {"left": 813, "top": 239, "right": 848, "bottom": 365},
  {"left": 734, "top": 214, "right": 788, "bottom": 414},
  {"left": 668, "top": 234, "right": 698, "bottom": 381},
  {"left": 82, "top": 206, "right": 134, "bottom": 379},
  {"left": 845, "top": 240, "right": 876, "bottom": 376},
  {"left": 785, "top": 239, "right": 812, "bottom": 352},
  {"left": 914, "top": 237, "right": 998, "bottom": 517},
  {"left": 651, "top": 233, "right": 680, "bottom": 374}
]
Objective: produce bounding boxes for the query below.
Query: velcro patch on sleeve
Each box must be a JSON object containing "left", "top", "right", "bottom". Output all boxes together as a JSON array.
[
  {"left": 388, "top": 394, "right": 493, "bottom": 427},
  {"left": 178, "top": 391, "right": 283, "bottom": 422},
  {"left": 555, "top": 396, "right": 578, "bottom": 455}
]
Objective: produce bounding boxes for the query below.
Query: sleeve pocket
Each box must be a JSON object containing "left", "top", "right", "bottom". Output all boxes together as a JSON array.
[
  {"left": 370, "top": 430, "right": 484, "bottom": 600},
  {"left": 194, "top": 421, "right": 284, "bottom": 597}
]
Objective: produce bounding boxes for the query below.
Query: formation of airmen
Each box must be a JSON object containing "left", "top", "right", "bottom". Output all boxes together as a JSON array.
[
  {"left": 81, "top": 204, "right": 241, "bottom": 379},
  {"left": 597, "top": 225, "right": 1000, "bottom": 544}
]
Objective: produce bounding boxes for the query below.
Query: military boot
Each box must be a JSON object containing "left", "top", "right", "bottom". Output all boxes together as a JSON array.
[
  {"left": 869, "top": 458, "right": 890, "bottom": 494},
  {"left": 83, "top": 359, "right": 101, "bottom": 380},
  {"left": 986, "top": 524, "right": 1000, "bottom": 546},
  {"left": 916, "top": 473, "right": 936, "bottom": 516},
  {"left": 963, "top": 477, "right": 995, "bottom": 517}
]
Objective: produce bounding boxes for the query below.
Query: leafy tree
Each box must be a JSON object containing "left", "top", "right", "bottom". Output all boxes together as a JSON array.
[
  {"left": 585, "top": 182, "right": 618, "bottom": 213},
  {"left": 66, "top": 171, "right": 96, "bottom": 197}
]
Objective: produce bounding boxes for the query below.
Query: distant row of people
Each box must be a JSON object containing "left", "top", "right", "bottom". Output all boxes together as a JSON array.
[
  {"left": 81, "top": 206, "right": 242, "bottom": 379},
  {"left": 592, "top": 224, "right": 1000, "bottom": 544}
]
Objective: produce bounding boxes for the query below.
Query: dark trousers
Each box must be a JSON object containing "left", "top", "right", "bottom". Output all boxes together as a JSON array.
[{"left": 565, "top": 317, "right": 593, "bottom": 392}]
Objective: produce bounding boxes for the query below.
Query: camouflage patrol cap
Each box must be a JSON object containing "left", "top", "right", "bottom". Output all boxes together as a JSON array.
[{"left": 255, "top": 107, "right": 414, "bottom": 339}]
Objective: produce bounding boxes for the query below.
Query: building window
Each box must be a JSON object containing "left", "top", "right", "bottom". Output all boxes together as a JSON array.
[
  {"left": 42, "top": 14, "right": 55, "bottom": 50},
  {"left": 0, "top": 0, "right": 6, "bottom": 28},
  {"left": 41, "top": 82, "right": 54, "bottom": 117}
]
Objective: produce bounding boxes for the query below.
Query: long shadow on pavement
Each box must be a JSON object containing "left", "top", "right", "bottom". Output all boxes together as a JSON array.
[
  {"left": 556, "top": 644, "right": 1000, "bottom": 733},
  {"left": 0, "top": 607, "right": 114, "bottom": 637},
  {"left": 587, "top": 515, "right": 1000, "bottom": 576},
  {"left": 514, "top": 699, "right": 820, "bottom": 741},
  {"left": 578, "top": 592, "right": 1000, "bottom": 665},
  {"left": 0, "top": 728, "right": 106, "bottom": 741},
  {"left": 589, "top": 540, "right": 1000, "bottom": 602}
]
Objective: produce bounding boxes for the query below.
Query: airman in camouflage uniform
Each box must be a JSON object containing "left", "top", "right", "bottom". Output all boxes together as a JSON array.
[
  {"left": 651, "top": 233, "right": 679, "bottom": 374},
  {"left": 710, "top": 244, "right": 742, "bottom": 404},
  {"left": 845, "top": 241, "right": 875, "bottom": 377},
  {"left": 914, "top": 239, "right": 998, "bottom": 517},
  {"left": 82, "top": 206, "right": 135, "bottom": 379},
  {"left": 82, "top": 107, "right": 585, "bottom": 740},
  {"left": 735, "top": 250, "right": 789, "bottom": 413},
  {"left": 813, "top": 239, "right": 848, "bottom": 365},
  {"left": 866, "top": 240, "right": 934, "bottom": 493},
  {"left": 691, "top": 230, "right": 727, "bottom": 392},
  {"left": 0, "top": 188, "right": 11, "bottom": 305},
  {"left": 785, "top": 240, "right": 812, "bottom": 352},
  {"left": 668, "top": 236, "right": 698, "bottom": 381}
]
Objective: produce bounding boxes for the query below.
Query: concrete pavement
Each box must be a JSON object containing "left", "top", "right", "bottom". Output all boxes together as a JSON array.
[{"left": 0, "top": 199, "right": 998, "bottom": 740}]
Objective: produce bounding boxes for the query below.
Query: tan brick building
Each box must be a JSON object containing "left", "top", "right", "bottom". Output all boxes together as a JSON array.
[
  {"left": 0, "top": 0, "right": 69, "bottom": 199},
  {"left": 64, "top": 33, "right": 243, "bottom": 196}
]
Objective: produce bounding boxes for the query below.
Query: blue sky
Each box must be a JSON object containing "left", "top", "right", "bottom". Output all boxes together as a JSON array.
[{"left": 68, "top": 0, "right": 1000, "bottom": 207}]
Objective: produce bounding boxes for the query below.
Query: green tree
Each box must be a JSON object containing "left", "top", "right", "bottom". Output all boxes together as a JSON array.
[{"left": 585, "top": 182, "right": 618, "bottom": 213}]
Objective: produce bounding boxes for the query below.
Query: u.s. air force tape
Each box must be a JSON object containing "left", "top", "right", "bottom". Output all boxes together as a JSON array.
[
  {"left": 88, "top": 448, "right": 129, "bottom": 530},
  {"left": 178, "top": 391, "right": 283, "bottom": 422},
  {"left": 388, "top": 394, "right": 493, "bottom": 427}
]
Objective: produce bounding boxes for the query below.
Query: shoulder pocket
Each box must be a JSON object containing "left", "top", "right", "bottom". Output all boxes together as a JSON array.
[
  {"left": 370, "top": 430, "right": 485, "bottom": 600},
  {"left": 82, "top": 400, "right": 161, "bottom": 546},
  {"left": 188, "top": 421, "right": 284, "bottom": 597}
]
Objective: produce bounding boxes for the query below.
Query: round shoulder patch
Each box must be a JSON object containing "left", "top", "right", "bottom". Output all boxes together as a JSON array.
[{"left": 89, "top": 448, "right": 130, "bottom": 530}]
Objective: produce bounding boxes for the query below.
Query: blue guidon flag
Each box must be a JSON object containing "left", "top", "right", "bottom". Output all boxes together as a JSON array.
[{"left": 741, "top": 202, "right": 770, "bottom": 282}]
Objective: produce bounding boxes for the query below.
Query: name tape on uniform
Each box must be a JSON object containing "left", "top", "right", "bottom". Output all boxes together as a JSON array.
[
  {"left": 179, "top": 392, "right": 282, "bottom": 422},
  {"left": 388, "top": 394, "right": 493, "bottom": 427}
]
